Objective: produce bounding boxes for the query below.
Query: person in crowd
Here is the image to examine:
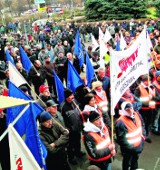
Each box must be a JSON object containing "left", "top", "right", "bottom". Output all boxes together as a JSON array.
[
  {"left": 134, "top": 74, "right": 156, "bottom": 143},
  {"left": 115, "top": 102, "right": 146, "bottom": 170},
  {"left": 91, "top": 81, "right": 109, "bottom": 113},
  {"left": 54, "top": 39, "right": 65, "bottom": 56},
  {"left": 38, "top": 85, "right": 56, "bottom": 108},
  {"left": 28, "top": 60, "right": 46, "bottom": 95},
  {"left": 91, "top": 67, "right": 110, "bottom": 101},
  {"left": 46, "top": 99, "right": 65, "bottom": 127},
  {"left": 16, "top": 62, "right": 28, "bottom": 81},
  {"left": 46, "top": 44, "right": 55, "bottom": 63},
  {"left": 82, "top": 93, "right": 111, "bottom": 131},
  {"left": 38, "top": 31, "right": 46, "bottom": 48},
  {"left": 38, "top": 111, "right": 71, "bottom": 170},
  {"left": 154, "top": 36, "right": 160, "bottom": 54},
  {"left": 151, "top": 71, "right": 160, "bottom": 135},
  {"left": 83, "top": 111, "right": 116, "bottom": 170},
  {"left": 118, "top": 88, "right": 142, "bottom": 115},
  {"left": 86, "top": 23, "right": 92, "bottom": 42},
  {"left": 90, "top": 51, "right": 100, "bottom": 75},
  {"left": 60, "top": 88, "right": 85, "bottom": 165},
  {"left": 54, "top": 51, "right": 67, "bottom": 84},
  {"left": 66, "top": 52, "right": 81, "bottom": 74},
  {"left": 43, "top": 56, "right": 56, "bottom": 95},
  {"left": 38, "top": 47, "right": 50, "bottom": 65}
]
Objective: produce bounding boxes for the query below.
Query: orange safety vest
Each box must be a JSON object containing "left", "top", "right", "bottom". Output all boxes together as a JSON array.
[
  {"left": 153, "top": 80, "right": 160, "bottom": 105},
  {"left": 94, "top": 90, "right": 108, "bottom": 112},
  {"left": 87, "top": 125, "right": 112, "bottom": 162},
  {"left": 117, "top": 112, "right": 144, "bottom": 147},
  {"left": 121, "top": 95, "right": 135, "bottom": 104},
  {"left": 138, "top": 84, "right": 155, "bottom": 109}
]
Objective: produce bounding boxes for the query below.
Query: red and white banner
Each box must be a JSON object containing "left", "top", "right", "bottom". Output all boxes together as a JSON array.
[
  {"left": 8, "top": 124, "right": 41, "bottom": 170},
  {"left": 110, "top": 29, "right": 149, "bottom": 114}
]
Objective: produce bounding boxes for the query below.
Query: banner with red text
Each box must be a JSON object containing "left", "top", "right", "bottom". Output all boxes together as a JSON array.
[{"left": 110, "top": 29, "right": 149, "bottom": 113}]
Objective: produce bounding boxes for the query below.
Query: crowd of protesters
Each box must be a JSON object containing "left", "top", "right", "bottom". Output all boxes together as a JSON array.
[{"left": 1, "top": 17, "right": 160, "bottom": 170}]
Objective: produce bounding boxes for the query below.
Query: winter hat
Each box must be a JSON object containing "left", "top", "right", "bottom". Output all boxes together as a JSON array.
[
  {"left": 89, "top": 111, "right": 100, "bottom": 122},
  {"left": 19, "top": 85, "right": 28, "bottom": 93},
  {"left": 39, "top": 85, "right": 49, "bottom": 93},
  {"left": 84, "top": 93, "right": 94, "bottom": 105},
  {"left": 39, "top": 111, "right": 52, "bottom": 123},
  {"left": 46, "top": 100, "right": 58, "bottom": 107},
  {"left": 121, "top": 101, "right": 133, "bottom": 111},
  {"left": 64, "top": 88, "right": 73, "bottom": 98}
]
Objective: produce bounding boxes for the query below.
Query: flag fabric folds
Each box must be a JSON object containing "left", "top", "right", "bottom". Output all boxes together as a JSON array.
[
  {"left": 8, "top": 61, "right": 27, "bottom": 87},
  {"left": 91, "top": 35, "right": 99, "bottom": 51},
  {"left": 86, "top": 52, "right": 95, "bottom": 87},
  {"left": 120, "top": 32, "right": 127, "bottom": 50},
  {"left": 8, "top": 124, "right": 41, "bottom": 170},
  {"left": 73, "top": 30, "right": 84, "bottom": 68},
  {"left": 104, "top": 28, "right": 112, "bottom": 43},
  {"left": 53, "top": 70, "right": 65, "bottom": 104},
  {"left": 6, "top": 50, "right": 15, "bottom": 66},
  {"left": 67, "top": 60, "right": 84, "bottom": 93},
  {"left": 19, "top": 46, "right": 32, "bottom": 72},
  {"left": 7, "top": 81, "right": 47, "bottom": 169},
  {"left": 110, "top": 28, "right": 149, "bottom": 114}
]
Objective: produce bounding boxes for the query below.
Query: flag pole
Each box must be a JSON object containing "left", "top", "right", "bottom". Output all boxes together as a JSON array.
[
  {"left": 0, "top": 104, "right": 30, "bottom": 141},
  {"left": 109, "top": 48, "right": 115, "bottom": 144}
]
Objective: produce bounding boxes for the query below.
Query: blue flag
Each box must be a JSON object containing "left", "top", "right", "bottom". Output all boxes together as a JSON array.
[
  {"left": 7, "top": 81, "right": 32, "bottom": 136},
  {"left": 25, "top": 103, "right": 47, "bottom": 170},
  {"left": 6, "top": 50, "right": 15, "bottom": 66},
  {"left": 53, "top": 70, "right": 65, "bottom": 104},
  {"left": 19, "top": 46, "right": 32, "bottom": 72},
  {"left": 7, "top": 81, "right": 47, "bottom": 169},
  {"left": 116, "top": 41, "right": 121, "bottom": 51},
  {"left": 86, "top": 52, "right": 95, "bottom": 87},
  {"left": 73, "top": 30, "right": 84, "bottom": 68},
  {"left": 67, "top": 60, "right": 84, "bottom": 93}
]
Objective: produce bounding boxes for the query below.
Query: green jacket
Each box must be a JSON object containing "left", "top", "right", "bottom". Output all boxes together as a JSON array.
[{"left": 39, "top": 122, "right": 69, "bottom": 154}]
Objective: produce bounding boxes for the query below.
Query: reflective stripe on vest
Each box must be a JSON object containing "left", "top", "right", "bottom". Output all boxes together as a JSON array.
[
  {"left": 139, "top": 84, "right": 155, "bottom": 109},
  {"left": 94, "top": 91, "right": 108, "bottom": 112},
  {"left": 88, "top": 126, "right": 112, "bottom": 162}
]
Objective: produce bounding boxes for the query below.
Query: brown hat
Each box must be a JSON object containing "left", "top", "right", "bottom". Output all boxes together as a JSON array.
[{"left": 92, "top": 81, "right": 102, "bottom": 90}]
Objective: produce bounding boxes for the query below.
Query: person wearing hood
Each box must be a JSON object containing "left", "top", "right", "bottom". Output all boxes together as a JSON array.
[
  {"left": 83, "top": 111, "right": 116, "bottom": 170},
  {"left": 151, "top": 71, "right": 160, "bottom": 135},
  {"left": 115, "top": 102, "right": 146, "bottom": 170}
]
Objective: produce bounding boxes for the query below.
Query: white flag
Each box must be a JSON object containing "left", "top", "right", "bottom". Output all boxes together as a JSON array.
[
  {"left": 110, "top": 28, "right": 149, "bottom": 114},
  {"left": 99, "top": 27, "right": 105, "bottom": 41},
  {"left": 8, "top": 61, "right": 27, "bottom": 87},
  {"left": 91, "top": 35, "right": 99, "bottom": 51},
  {"left": 104, "top": 28, "right": 112, "bottom": 43},
  {"left": 120, "top": 32, "right": 127, "bottom": 50},
  {"left": 99, "top": 39, "right": 108, "bottom": 69},
  {"left": 8, "top": 124, "right": 41, "bottom": 170}
]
